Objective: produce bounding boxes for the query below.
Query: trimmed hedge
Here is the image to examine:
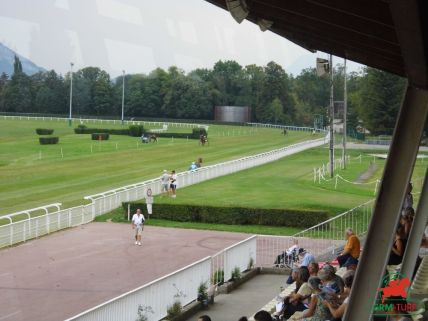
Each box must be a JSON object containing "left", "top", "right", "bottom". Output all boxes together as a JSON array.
[
  {"left": 192, "top": 128, "right": 207, "bottom": 138},
  {"left": 36, "top": 128, "right": 54, "bottom": 135},
  {"left": 39, "top": 136, "right": 59, "bottom": 144},
  {"left": 91, "top": 133, "right": 110, "bottom": 140},
  {"left": 129, "top": 125, "right": 145, "bottom": 137},
  {"left": 123, "top": 203, "right": 328, "bottom": 228},
  {"left": 74, "top": 127, "right": 130, "bottom": 135}
]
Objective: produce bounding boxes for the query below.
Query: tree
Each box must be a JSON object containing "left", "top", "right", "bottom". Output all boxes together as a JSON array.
[
  {"left": 357, "top": 67, "right": 406, "bottom": 135},
  {"left": 13, "top": 55, "right": 23, "bottom": 74}
]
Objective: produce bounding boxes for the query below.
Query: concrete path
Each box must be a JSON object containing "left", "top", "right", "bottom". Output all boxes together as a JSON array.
[
  {"left": 183, "top": 274, "right": 285, "bottom": 321},
  {"left": 0, "top": 223, "right": 249, "bottom": 321}
]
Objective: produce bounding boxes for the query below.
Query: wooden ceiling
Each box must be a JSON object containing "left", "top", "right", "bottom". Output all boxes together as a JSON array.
[{"left": 205, "top": 0, "right": 428, "bottom": 89}]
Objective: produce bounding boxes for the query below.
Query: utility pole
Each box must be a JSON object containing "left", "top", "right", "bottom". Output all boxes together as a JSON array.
[
  {"left": 69, "top": 62, "right": 74, "bottom": 127},
  {"left": 342, "top": 59, "right": 347, "bottom": 169},
  {"left": 121, "top": 70, "right": 125, "bottom": 125},
  {"left": 329, "top": 54, "right": 334, "bottom": 177}
]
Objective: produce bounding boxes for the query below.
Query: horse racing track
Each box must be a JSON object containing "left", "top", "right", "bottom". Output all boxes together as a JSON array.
[{"left": 0, "top": 223, "right": 249, "bottom": 321}]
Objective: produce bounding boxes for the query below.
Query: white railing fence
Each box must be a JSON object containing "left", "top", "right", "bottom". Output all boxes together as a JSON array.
[
  {"left": 247, "top": 122, "right": 327, "bottom": 133},
  {"left": 66, "top": 235, "right": 258, "bottom": 321},
  {"left": 0, "top": 115, "right": 209, "bottom": 130},
  {"left": 66, "top": 256, "right": 211, "bottom": 321},
  {"left": 256, "top": 199, "right": 376, "bottom": 267}
]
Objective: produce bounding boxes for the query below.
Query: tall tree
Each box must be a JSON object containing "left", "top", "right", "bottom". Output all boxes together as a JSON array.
[{"left": 358, "top": 67, "right": 406, "bottom": 135}]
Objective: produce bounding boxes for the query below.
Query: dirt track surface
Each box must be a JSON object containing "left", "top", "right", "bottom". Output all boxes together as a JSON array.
[{"left": 0, "top": 223, "right": 249, "bottom": 321}]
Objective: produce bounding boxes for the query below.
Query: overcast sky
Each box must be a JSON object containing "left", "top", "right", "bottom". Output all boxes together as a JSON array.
[{"left": 0, "top": 0, "right": 363, "bottom": 77}]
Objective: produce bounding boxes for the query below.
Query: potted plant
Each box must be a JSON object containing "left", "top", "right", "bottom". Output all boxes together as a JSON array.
[{"left": 197, "top": 282, "right": 209, "bottom": 307}]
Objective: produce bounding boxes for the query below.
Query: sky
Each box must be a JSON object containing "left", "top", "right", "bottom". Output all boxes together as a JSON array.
[{"left": 0, "top": 0, "right": 363, "bottom": 77}]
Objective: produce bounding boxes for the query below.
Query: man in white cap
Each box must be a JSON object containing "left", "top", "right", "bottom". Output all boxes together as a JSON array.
[{"left": 160, "top": 170, "right": 170, "bottom": 195}]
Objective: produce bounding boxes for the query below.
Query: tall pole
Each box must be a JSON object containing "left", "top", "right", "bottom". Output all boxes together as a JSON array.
[
  {"left": 329, "top": 54, "right": 334, "bottom": 177},
  {"left": 121, "top": 70, "right": 125, "bottom": 125},
  {"left": 69, "top": 62, "right": 74, "bottom": 127},
  {"left": 342, "top": 59, "right": 347, "bottom": 169}
]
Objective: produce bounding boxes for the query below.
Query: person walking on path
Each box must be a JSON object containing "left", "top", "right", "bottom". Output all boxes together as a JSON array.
[
  {"left": 145, "top": 188, "right": 154, "bottom": 217},
  {"left": 160, "top": 170, "right": 170, "bottom": 195},
  {"left": 170, "top": 170, "right": 177, "bottom": 198},
  {"left": 131, "top": 208, "right": 145, "bottom": 246}
]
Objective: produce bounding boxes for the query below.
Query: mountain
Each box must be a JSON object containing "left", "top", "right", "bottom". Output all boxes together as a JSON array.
[{"left": 0, "top": 43, "right": 45, "bottom": 76}]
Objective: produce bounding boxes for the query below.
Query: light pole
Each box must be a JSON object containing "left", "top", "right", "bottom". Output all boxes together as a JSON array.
[
  {"left": 121, "top": 70, "right": 125, "bottom": 125},
  {"left": 342, "top": 59, "right": 347, "bottom": 169},
  {"left": 329, "top": 54, "right": 334, "bottom": 177},
  {"left": 68, "top": 62, "right": 74, "bottom": 127}
]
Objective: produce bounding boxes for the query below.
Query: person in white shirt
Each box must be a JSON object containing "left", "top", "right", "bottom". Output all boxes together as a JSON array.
[
  {"left": 131, "top": 208, "right": 145, "bottom": 246},
  {"left": 170, "top": 170, "right": 177, "bottom": 198},
  {"left": 145, "top": 188, "right": 154, "bottom": 216}
]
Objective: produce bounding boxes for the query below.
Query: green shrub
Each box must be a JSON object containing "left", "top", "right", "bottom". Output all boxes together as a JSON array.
[
  {"left": 153, "top": 132, "right": 198, "bottom": 139},
  {"left": 77, "top": 124, "right": 87, "bottom": 129},
  {"left": 74, "top": 127, "right": 129, "bottom": 135},
  {"left": 122, "top": 203, "right": 328, "bottom": 228},
  {"left": 36, "top": 128, "right": 54, "bottom": 135},
  {"left": 166, "top": 301, "right": 182, "bottom": 320},
  {"left": 192, "top": 128, "right": 207, "bottom": 138},
  {"left": 231, "top": 266, "right": 241, "bottom": 281},
  {"left": 211, "top": 269, "right": 224, "bottom": 285},
  {"left": 39, "top": 136, "right": 59, "bottom": 144},
  {"left": 91, "top": 133, "right": 110, "bottom": 140},
  {"left": 129, "top": 125, "right": 145, "bottom": 137}
]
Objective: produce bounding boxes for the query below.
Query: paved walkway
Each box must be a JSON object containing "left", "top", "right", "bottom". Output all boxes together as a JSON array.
[
  {"left": 184, "top": 274, "right": 285, "bottom": 321},
  {"left": 0, "top": 223, "right": 249, "bottom": 321},
  {"left": 335, "top": 142, "right": 428, "bottom": 151}
]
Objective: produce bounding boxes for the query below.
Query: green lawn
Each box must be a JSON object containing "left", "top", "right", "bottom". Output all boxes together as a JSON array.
[
  {"left": 155, "top": 148, "right": 427, "bottom": 216},
  {"left": 0, "top": 118, "right": 320, "bottom": 215}
]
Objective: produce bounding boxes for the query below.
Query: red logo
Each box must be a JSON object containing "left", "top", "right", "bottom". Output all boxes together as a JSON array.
[{"left": 377, "top": 277, "right": 411, "bottom": 303}]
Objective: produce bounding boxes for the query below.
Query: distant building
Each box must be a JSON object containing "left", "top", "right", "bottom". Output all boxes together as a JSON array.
[{"left": 214, "top": 106, "right": 251, "bottom": 123}]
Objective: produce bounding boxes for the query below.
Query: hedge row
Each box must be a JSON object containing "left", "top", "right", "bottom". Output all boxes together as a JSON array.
[
  {"left": 91, "top": 133, "right": 110, "bottom": 140},
  {"left": 74, "top": 127, "right": 130, "bottom": 135},
  {"left": 74, "top": 124, "right": 207, "bottom": 139},
  {"left": 123, "top": 203, "right": 328, "bottom": 228},
  {"left": 39, "top": 136, "right": 59, "bottom": 144},
  {"left": 36, "top": 128, "right": 54, "bottom": 135}
]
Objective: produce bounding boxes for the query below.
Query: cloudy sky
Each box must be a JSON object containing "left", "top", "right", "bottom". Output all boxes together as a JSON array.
[{"left": 0, "top": 0, "right": 362, "bottom": 77}]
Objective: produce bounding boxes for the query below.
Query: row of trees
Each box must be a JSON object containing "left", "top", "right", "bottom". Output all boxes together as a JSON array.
[{"left": 0, "top": 56, "right": 406, "bottom": 135}]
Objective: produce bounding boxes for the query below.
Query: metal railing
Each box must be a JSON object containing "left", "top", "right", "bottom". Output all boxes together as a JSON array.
[
  {"left": 66, "top": 235, "right": 258, "bottom": 321},
  {"left": 0, "top": 115, "right": 209, "bottom": 130},
  {"left": 256, "top": 199, "right": 376, "bottom": 267},
  {"left": 247, "top": 122, "right": 326, "bottom": 133}
]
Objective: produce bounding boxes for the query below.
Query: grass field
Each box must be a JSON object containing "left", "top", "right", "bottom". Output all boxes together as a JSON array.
[
  {"left": 0, "top": 118, "right": 321, "bottom": 215},
  {"left": 155, "top": 148, "right": 427, "bottom": 215}
]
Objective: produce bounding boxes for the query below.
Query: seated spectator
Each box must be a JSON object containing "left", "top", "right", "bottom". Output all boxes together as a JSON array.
[
  {"left": 337, "top": 228, "right": 360, "bottom": 268},
  {"left": 403, "top": 182, "right": 413, "bottom": 211},
  {"left": 321, "top": 264, "right": 345, "bottom": 293},
  {"left": 322, "top": 270, "right": 355, "bottom": 320},
  {"left": 286, "top": 249, "right": 315, "bottom": 285},
  {"left": 198, "top": 315, "right": 211, "bottom": 321},
  {"left": 297, "top": 248, "right": 315, "bottom": 268},
  {"left": 275, "top": 267, "right": 311, "bottom": 320},
  {"left": 286, "top": 267, "right": 300, "bottom": 285},
  {"left": 400, "top": 208, "right": 414, "bottom": 237},
  {"left": 318, "top": 268, "right": 341, "bottom": 295},
  {"left": 254, "top": 310, "right": 273, "bottom": 321},
  {"left": 308, "top": 262, "right": 319, "bottom": 277},
  {"left": 386, "top": 226, "right": 407, "bottom": 276},
  {"left": 275, "top": 239, "right": 299, "bottom": 267},
  {"left": 343, "top": 258, "right": 358, "bottom": 271},
  {"left": 289, "top": 276, "right": 332, "bottom": 321}
]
